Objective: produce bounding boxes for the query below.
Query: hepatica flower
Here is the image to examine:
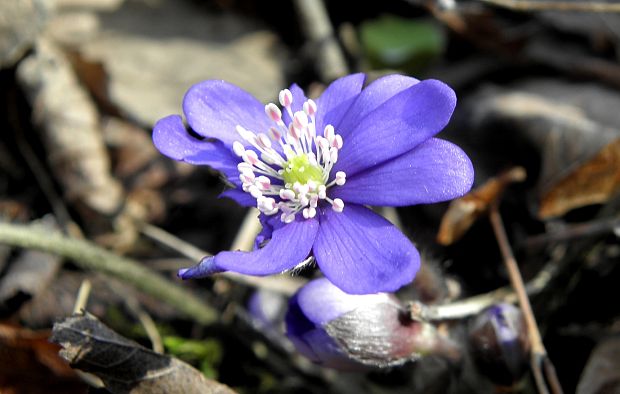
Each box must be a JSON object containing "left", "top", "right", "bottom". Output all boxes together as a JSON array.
[{"left": 153, "top": 73, "right": 473, "bottom": 294}]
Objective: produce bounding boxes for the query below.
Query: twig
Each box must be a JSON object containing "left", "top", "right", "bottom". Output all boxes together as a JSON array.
[
  {"left": 0, "top": 221, "right": 218, "bottom": 325},
  {"left": 72, "top": 279, "right": 92, "bottom": 314},
  {"left": 140, "top": 222, "right": 305, "bottom": 296},
  {"left": 124, "top": 296, "right": 164, "bottom": 354},
  {"left": 292, "top": 0, "right": 349, "bottom": 82},
  {"left": 476, "top": 0, "right": 620, "bottom": 12},
  {"left": 230, "top": 208, "right": 262, "bottom": 252},
  {"left": 524, "top": 216, "right": 620, "bottom": 249},
  {"left": 409, "top": 253, "right": 559, "bottom": 320},
  {"left": 71, "top": 279, "right": 105, "bottom": 389},
  {"left": 489, "top": 205, "right": 563, "bottom": 394}
]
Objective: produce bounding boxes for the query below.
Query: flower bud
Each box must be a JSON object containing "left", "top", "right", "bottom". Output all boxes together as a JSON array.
[
  {"left": 285, "top": 278, "right": 461, "bottom": 370},
  {"left": 468, "top": 303, "right": 530, "bottom": 385}
]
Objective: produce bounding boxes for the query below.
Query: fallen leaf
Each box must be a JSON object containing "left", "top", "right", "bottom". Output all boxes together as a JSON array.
[
  {"left": 51, "top": 313, "right": 236, "bottom": 394},
  {"left": 437, "top": 167, "right": 526, "bottom": 245},
  {"left": 540, "top": 138, "right": 620, "bottom": 218},
  {"left": 0, "top": 249, "right": 61, "bottom": 315},
  {"left": 51, "top": 0, "right": 287, "bottom": 126},
  {"left": 0, "top": 0, "right": 49, "bottom": 68},
  {"left": 0, "top": 322, "right": 86, "bottom": 394}
]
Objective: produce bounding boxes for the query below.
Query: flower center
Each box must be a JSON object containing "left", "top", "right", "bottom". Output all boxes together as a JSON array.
[
  {"left": 282, "top": 154, "right": 324, "bottom": 186},
  {"left": 231, "top": 89, "right": 347, "bottom": 223}
]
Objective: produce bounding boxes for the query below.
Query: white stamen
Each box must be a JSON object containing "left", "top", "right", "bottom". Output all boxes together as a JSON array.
[
  {"left": 232, "top": 141, "right": 245, "bottom": 157},
  {"left": 233, "top": 89, "right": 348, "bottom": 222},
  {"left": 303, "top": 99, "right": 317, "bottom": 116},
  {"left": 243, "top": 150, "right": 259, "bottom": 166},
  {"left": 293, "top": 111, "right": 308, "bottom": 130},
  {"left": 280, "top": 189, "right": 296, "bottom": 200},
  {"left": 269, "top": 127, "right": 281, "bottom": 141},
  {"left": 331, "top": 198, "right": 344, "bottom": 212},
  {"left": 324, "top": 125, "right": 335, "bottom": 140},
  {"left": 335, "top": 171, "right": 346, "bottom": 186},
  {"left": 265, "top": 103, "right": 282, "bottom": 122},
  {"left": 279, "top": 89, "right": 293, "bottom": 108}
]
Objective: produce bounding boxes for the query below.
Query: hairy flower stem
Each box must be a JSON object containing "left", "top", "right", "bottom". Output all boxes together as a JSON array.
[
  {"left": 489, "top": 205, "right": 563, "bottom": 394},
  {"left": 0, "top": 222, "right": 217, "bottom": 325}
]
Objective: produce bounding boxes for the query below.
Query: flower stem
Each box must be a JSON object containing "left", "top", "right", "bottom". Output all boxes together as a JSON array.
[
  {"left": 488, "top": 205, "right": 563, "bottom": 394},
  {"left": 0, "top": 221, "right": 218, "bottom": 325}
]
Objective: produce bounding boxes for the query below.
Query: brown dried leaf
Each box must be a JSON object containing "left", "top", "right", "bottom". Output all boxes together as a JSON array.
[
  {"left": 17, "top": 38, "right": 124, "bottom": 217},
  {"left": 0, "top": 323, "right": 86, "bottom": 394},
  {"left": 437, "top": 167, "right": 526, "bottom": 245},
  {"left": 540, "top": 138, "right": 620, "bottom": 218},
  {"left": 577, "top": 336, "right": 620, "bottom": 394},
  {"left": 51, "top": 313, "right": 236, "bottom": 394},
  {"left": 0, "top": 250, "right": 61, "bottom": 314}
]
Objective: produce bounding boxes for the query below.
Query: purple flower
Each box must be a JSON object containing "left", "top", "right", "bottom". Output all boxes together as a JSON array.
[
  {"left": 285, "top": 278, "right": 461, "bottom": 370},
  {"left": 153, "top": 73, "right": 474, "bottom": 294}
]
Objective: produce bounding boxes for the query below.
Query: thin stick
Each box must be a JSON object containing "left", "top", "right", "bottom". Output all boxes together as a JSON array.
[
  {"left": 125, "top": 297, "right": 164, "bottom": 354},
  {"left": 409, "top": 253, "right": 559, "bottom": 321},
  {"left": 524, "top": 217, "right": 620, "bottom": 249},
  {"left": 477, "top": 0, "right": 620, "bottom": 12},
  {"left": 292, "top": 0, "right": 349, "bottom": 82},
  {"left": 489, "top": 205, "right": 563, "bottom": 394},
  {"left": 230, "top": 208, "right": 262, "bottom": 252},
  {"left": 72, "top": 279, "right": 92, "bottom": 314},
  {"left": 0, "top": 222, "right": 218, "bottom": 325}
]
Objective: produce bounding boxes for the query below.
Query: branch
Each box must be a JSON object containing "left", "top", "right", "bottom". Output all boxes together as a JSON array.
[{"left": 0, "top": 221, "right": 218, "bottom": 325}]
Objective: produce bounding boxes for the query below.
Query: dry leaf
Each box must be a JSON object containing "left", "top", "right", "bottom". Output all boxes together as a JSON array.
[
  {"left": 56, "top": 0, "right": 287, "bottom": 126},
  {"left": 0, "top": 249, "right": 61, "bottom": 314},
  {"left": 0, "top": 323, "right": 86, "bottom": 394},
  {"left": 51, "top": 313, "right": 236, "bottom": 394},
  {"left": 437, "top": 167, "right": 526, "bottom": 245},
  {"left": 540, "top": 138, "right": 620, "bottom": 218}
]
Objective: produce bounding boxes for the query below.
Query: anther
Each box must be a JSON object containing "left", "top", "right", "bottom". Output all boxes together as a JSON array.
[
  {"left": 331, "top": 198, "right": 344, "bottom": 212},
  {"left": 324, "top": 125, "right": 335, "bottom": 140},
  {"left": 335, "top": 171, "right": 346, "bottom": 186},
  {"left": 265, "top": 103, "right": 282, "bottom": 122},
  {"left": 256, "top": 133, "right": 272, "bottom": 149},
  {"left": 268, "top": 127, "right": 281, "bottom": 142},
  {"left": 293, "top": 111, "right": 308, "bottom": 130},
  {"left": 303, "top": 99, "right": 317, "bottom": 117},
  {"left": 279, "top": 189, "right": 296, "bottom": 200},
  {"left": 243, "top": 150, "right": 259, "bottom": 165},
  {"left": 279, "top": 89, "right": 293, "bottom": 108},
  {"left": 232, "top": 141, "right": 245, "bottom": 157},
  {"left": 256, "top": 175, "right": 271, "bottom": 190}
]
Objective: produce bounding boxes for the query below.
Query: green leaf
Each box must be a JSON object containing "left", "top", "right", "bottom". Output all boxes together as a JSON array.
[{"left": 360, "top": 15, "right": 445, "bottom": 74}]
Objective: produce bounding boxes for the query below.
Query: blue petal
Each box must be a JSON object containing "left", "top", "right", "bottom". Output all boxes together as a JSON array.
[
  {"left": 178, "top": 216, "right": 319, "bottom": 278},
  {"left": 313, "top": 204, "right": 420, "bottom": 294},
  {"left": 333, "top": 79, "right": 456, "bottom": 178},
  {"left": 183, "top": 80, "right": 272, "bottom": 147},
  {"left": 153, "top": 115, "right": 241, "bottom": 183},
  {"left": 336, "top": 74, "right": 419, "bottom": 140},
  {"left": 218, "top": 189, "right": 256, "bottom": 207},
  {"left": 315, "top": 73, "right": 366, "bottom": 132},
  {"left": 331, "top": 138, "right": 474, "bottom": 206}
]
